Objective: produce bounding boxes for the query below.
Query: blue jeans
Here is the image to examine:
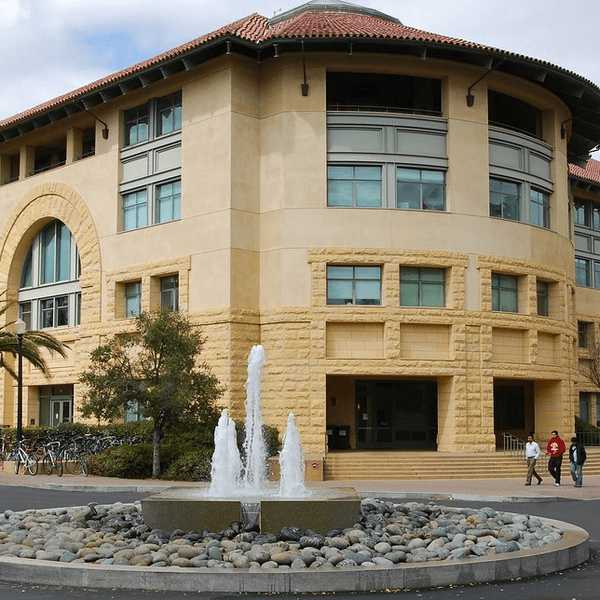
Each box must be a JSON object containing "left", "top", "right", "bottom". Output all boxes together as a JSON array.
[{"left": 570, "top": 462, "right": 583, "bottom": 487}]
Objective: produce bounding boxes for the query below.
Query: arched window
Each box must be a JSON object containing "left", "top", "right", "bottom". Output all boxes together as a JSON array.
[{"left": 19, "top": 220, "right": 81, "bottom": 329}]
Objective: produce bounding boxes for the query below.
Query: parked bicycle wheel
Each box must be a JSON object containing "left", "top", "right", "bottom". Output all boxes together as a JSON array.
[
  {"left": 68, "top": 455, "right": 88, "bottom": 476},
  {"left": 25, "top": 453, "right": 38, "bottom": 476},
  {"left": 43, "top": 455, "right": 53, "bottom": 475},
  {"left": 14, "top": 456, "right": 20, "bottom": 474}
]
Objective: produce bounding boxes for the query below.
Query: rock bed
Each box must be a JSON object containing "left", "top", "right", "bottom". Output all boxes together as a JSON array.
[{"left": 0, "top": 499, "right": 564, "bottom": 570}]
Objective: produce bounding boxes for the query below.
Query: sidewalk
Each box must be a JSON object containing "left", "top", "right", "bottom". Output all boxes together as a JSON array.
[{"left": 1, "top": 467, "right": 599, "bottom": 502}]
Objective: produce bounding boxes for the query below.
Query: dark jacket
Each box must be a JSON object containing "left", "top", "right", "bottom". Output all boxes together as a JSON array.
[{"left": 569, "top": 444, "right": 587, "bottom": 465}]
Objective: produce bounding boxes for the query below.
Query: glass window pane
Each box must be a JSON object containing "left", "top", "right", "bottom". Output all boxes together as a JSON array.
[
  {"left": 41, "top": 298, "right": 54, "bottom": 328},
  {"left": 21, "top": 247, "right": 32, "bottom": 288},
  {"left": 328, "top": 166, "right": 353, "bottom": 180},
  {"left": 421, "top": 283, "right": 444, "bottom": 307},
  {"left": 56, "top": 295, "right": 69, "bottom": 326},
  {"left": 355, "top": 279, "right": 381, "bottom": 304},
  {"left": 400, "top": 282, "right": 419, "bottom": 306},
  {"left": 356, "top": 266, "right": 381, "bottom": 280},
  {"left": 41, "top": 223, "right": 56, "bottom": 284},
  {"left": 355, "top": 166, "right": 381, "bottom": 180},
  {"left": 422, "top": 170, "right": 444, "bottom": 183},
  {"left": 422, "top": 183, "right": 444, "bottom": 210},
  {"left": 355, "top": 181, "right": 381, "bottom": 207},
  {"left": 421, "top": 268, "right": 445, "bottom": 282},
  {"left": 575, "top": 259, "right": 590, "bottom": 286},
  {"left": 397, "top": 168, "right": 420, "bottom": 182},
  {"left": 396, "top": 182, "right": 420, "bottom": 208},
  {"left": 57, "top": 222, "right": 71, "bottom": 281},
  {"left": 400, "top": 266, "right": 419, "bottom": 281},
  {"left": 327, "top": 180, "right": 353, "bottom": 206},
  {"left": 328, "top": 266, "right": 353, "bottom": 279},
  {"left": 327, "top": 280, "right": 352, "bottom": 304}
]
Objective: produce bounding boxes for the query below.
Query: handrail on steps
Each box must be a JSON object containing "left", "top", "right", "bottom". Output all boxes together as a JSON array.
[{"left": 502, "top": 432, "right": 548, "bottom": 470}]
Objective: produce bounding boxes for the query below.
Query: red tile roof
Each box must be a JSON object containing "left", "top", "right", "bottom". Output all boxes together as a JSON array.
[
  {"left": 570, "top": 158, "right": 600, "bottom": 185},
  {"left": 0, "top": 3, "right": 596, "bottom": 131}
]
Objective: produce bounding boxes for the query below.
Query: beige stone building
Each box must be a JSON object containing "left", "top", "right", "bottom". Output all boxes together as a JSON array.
[{"left": 1, "top": 0, "right": 600, "bottom": 459}]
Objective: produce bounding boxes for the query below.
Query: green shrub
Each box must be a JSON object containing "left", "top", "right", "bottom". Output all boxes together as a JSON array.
[
  {"left": 88, "top": 443, "right": 153, "bottom": 479},
  {"left": 160, "top": 446, "right": 214, "bottom": 481}
]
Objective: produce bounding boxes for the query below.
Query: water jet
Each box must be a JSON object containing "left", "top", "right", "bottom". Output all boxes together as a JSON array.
[{"left": 142, "top": 345, "right": 360, "bottom": 534}]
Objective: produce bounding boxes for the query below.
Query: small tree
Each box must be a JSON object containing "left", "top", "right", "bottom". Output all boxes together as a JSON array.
[
  {"left": 79, "top": 311, "right": 223, "bottom": 478},
  {"left": 579, "top": 340, "right": 600, "bottom": 390}
]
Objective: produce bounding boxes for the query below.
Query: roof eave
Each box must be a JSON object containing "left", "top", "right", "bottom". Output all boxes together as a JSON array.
[{"left": 1, "top": 33, "right": 599, "bottom": 164}]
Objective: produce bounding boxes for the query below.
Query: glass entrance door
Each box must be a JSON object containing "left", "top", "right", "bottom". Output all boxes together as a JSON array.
[
  {"left": 356, "top": 380, "right": 437, "bottom": 449},
  {"left": 51, "top": 398, "right": 71, "bottom": 426},
  {"left": 38, "top": 385, "right": 73, "bottom": 427}
]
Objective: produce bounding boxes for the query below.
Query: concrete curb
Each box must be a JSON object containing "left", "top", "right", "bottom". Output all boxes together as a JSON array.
[{"left": 0, "top": 518, "right": 589, "bottom": 593}]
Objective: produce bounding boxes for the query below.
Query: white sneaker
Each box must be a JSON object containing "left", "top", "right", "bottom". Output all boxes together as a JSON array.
[{"left": 555, "top": 482, "right": 560, "bottom": 486}]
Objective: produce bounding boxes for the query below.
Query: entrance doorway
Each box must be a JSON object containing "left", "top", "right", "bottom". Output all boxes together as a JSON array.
[
  {"left": 493, "top": 379, "right": 534, "bottom": 446},
  {"left": 39, "top": 385, "right": 73, "bottom": 427},
  {"left": 356, "top": 380, "right": 437, "bottom": 449}
]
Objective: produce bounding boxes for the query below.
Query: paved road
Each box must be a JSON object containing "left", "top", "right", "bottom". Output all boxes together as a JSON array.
[{"left": 0, "top": 487, "right": 598, "bottom": 599}]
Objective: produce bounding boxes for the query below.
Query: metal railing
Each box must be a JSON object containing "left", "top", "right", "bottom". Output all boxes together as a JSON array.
[
  {"left": 503, "top": 432, "right": 548, "bottom": 470},
  {"left": 575, "top": 430, "right": 600, "bottom": 447}
]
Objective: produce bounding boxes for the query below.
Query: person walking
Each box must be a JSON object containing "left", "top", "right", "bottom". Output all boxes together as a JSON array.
[
  {"left": 546, "top": 430, "right": 566, "bottom": 486},
  {"left": 524, "top": 433, "right": 543, "bottom": 485},
  {"left": 569, "top": 436, "right": 587, "bottom": 487}
]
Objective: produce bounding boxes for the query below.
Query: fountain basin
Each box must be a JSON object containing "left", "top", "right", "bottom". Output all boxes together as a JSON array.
[{"left": 142, "top": 486, "right": 361, "bottom": 534}]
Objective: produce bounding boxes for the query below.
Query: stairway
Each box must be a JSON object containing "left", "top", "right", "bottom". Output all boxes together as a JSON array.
[{"left": 323, "top": 447, "right": 600, "bottom": 481}]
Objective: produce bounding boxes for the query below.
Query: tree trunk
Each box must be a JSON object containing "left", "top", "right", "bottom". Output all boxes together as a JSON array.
[{"left": 152, "top": 424, "right": 161, "bottom": 478}]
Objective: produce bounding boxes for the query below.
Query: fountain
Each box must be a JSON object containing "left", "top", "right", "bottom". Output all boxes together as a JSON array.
[{"left": 142, "top": 345, "right": 360, "bottom": 534}]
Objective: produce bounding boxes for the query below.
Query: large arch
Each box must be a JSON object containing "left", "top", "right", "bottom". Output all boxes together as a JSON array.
[{"left": 0, "top": 183, "right": 102, "bottom": 326}]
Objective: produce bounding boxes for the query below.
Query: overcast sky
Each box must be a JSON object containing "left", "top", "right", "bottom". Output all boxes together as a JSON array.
[{"left": 1, "top": 0, "right": 599, "bottom": 122}]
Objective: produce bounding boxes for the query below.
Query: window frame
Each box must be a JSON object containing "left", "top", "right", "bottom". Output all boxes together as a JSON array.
[
  {"left": 18, "top": 220, "right": 81, "bottom": 330},
  {"left": 396, "top": 168, "right": 445, "bottom": 211},
  {"left": 492, "top": 273, "right": 519, "bottom": 313},
  {"left": 536, "top": 280, "right": 549, "bottom": 316},
  {"left": 123, "top": 91, "right": 181, "bottom": 149},
  {"left": 160, "top": 275, "right": 179, "bottom": 311},
  {"left": 400, "top": 266, "right": 446, "bottom": 307},
  {"left": 124, "top": 281, "right": 142, "bottom": 318},
  {"left": 326, "top": 265, "right": 382, "bottom": 306}
]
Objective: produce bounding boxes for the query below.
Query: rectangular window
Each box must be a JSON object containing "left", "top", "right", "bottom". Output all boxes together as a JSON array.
[
  {"left": 492, "top": 273, "right": 518, "bottom": 312},
  {"left": 400, "top": 267, "right": 445, "bottom": 307},
  {"left": 125, "top": 282, "right": 141, "bottom": 317},
  {"left": 578, "top": 321, "right": 589, "bottom": 348},
  {"left": 396, "top": 168, "right": 445, "bottom": 210},
  {"left": 156, "top": 92, "right": 182, "bottom": 137},
  {"left": 39, "top": 295, "right": 69, "bottom": 328},
  {"left": 19, "top": 301, "right": 31, "bottom": 331},
  {"left": 124, "top": 104, "right": 149, "bottom": 146},
  {"left": 536, "top": 280, "right": 549, "bottom": 316},
  {"left": 327, "top": 266, "right": 381, "bottom": 305},
  {"left": 155, "top": 180, "right": 181, "bottom": 223},
  {"left": 490, "top": 178, "right": 520, "bottom": 221},
  {"left": 327, "top": 165, "right": 382, "bottom": 207},
  {"left": 530, "top": 189, "right": 550, "bottom": 228},
  {"left": 576, "top": 257, "right": 591, "bottom": 287},
  {"left": 123, "top": 190, "right": 148, "bottom": 231},
  {"left": 160, "top": 275, "right": 179, "bottom": 311},
  {"left": 574, "top": 199, "right": 589, "bottom": 227}
]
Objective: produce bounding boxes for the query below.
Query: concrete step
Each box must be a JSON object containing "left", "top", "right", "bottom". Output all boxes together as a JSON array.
[{"left": 324, "top": 448, "right": 600, "bottom": 480}]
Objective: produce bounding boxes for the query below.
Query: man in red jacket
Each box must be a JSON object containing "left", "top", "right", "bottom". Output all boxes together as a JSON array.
[{"left": 546, "top": 430, "right": 566, "bottom": 486}]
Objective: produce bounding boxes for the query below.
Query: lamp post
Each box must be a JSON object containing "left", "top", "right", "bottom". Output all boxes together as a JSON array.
[{"left": 14, "top": 318, "right": 26, "bottom": 442}]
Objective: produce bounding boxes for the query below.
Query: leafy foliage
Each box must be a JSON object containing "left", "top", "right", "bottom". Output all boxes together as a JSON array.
[
  {"left": 79, "top": 311, "right": 223, "bottom": 477},
  {"left": 0, "top": 298, "right": 68, "bottom": 378},
  {"left": 88, "top": 444, "right": 154, "bottom": 479}
]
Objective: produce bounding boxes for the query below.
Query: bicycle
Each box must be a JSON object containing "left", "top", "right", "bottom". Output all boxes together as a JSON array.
[
  {"left": 9, "top": 439, "right": 39, "bottom": 475},
  {"left": 42, "top": 441, "right": 63, "bottom": 476},
  {"left": 62, "top": 443, "right": 89, "bottom": 476}
]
